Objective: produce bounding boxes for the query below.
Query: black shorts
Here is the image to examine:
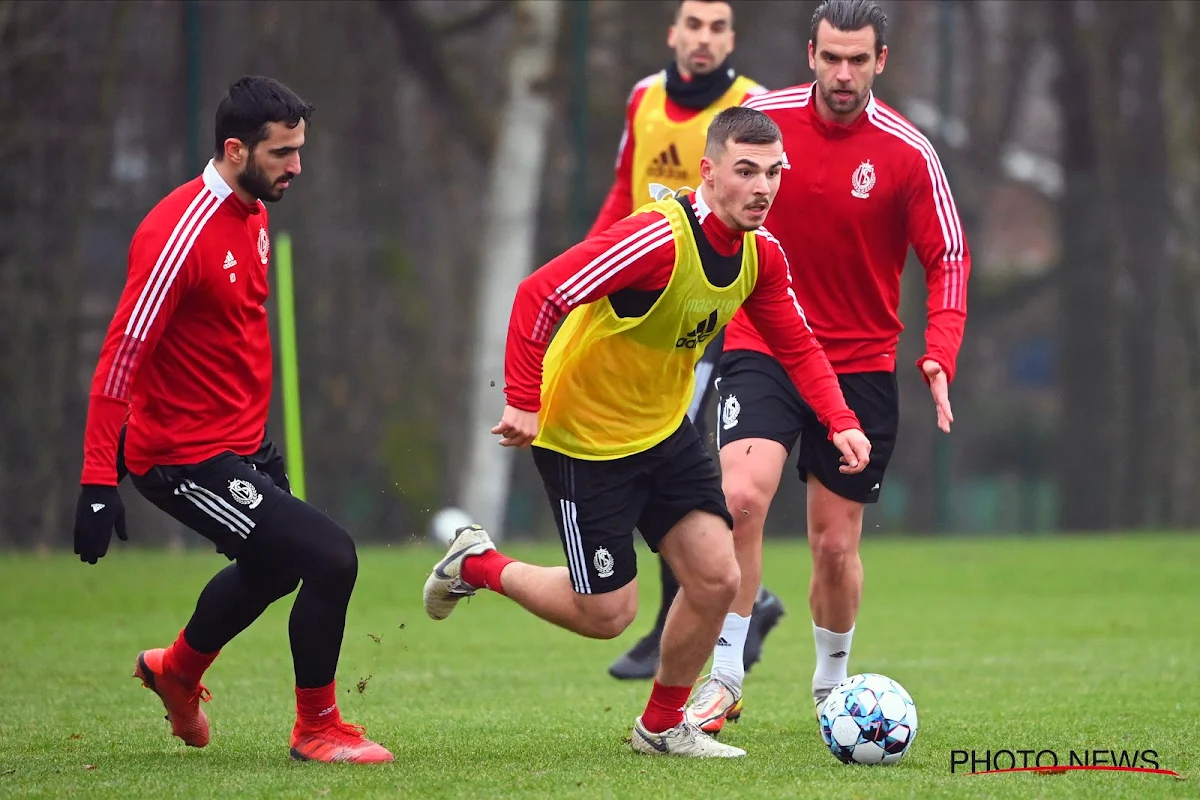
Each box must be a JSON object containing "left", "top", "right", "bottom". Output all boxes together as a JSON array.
[
  {"left": 714, "top": 350, "right": 899, "bottom": 504},
  {"left": 532, "top": 419, "right": 733, "bottom": 595},
  {"left": 123, "top": 430, "right": 293, "bottom": 560}
]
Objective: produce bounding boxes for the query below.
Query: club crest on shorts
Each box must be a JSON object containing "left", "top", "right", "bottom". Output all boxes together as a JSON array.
[
  {"left": 722, "top": 394, "right": 741, "bottom": 430},
  {"left": 851, "top": 160, "right": 876, "bottom": 199},
  {"left": 228, "top": 478, "right": 263, "bottom": 509},
  {"left": 593, "top": 547, "right": 615, "bottom": 579}
]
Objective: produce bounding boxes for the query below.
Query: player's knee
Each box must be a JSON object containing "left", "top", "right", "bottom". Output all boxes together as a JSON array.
[
  {"left": 303, "top": 522, "right": 359, "bottom": 594},
  {"left": 576, "top": 595, "right": 637, "bottom": 640},
  {"left": 809, "top": 520, "right": 860, "bottom": 570},
  {"left": 686, "top": 555, "right": 741, "bottom": 610},
  {"left": 722, "top": 478, "right": 772, "bottom": 532},
  {"left": 326, "top": 529, "right": 359, "bottom": 589}
]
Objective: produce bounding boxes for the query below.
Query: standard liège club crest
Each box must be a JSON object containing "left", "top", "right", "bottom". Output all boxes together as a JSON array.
[
  {"left": 228, "top": 478, "right": 263, "bottom": 509},
  {"left": 257, "top": 227, "right": 271, "bottom": 265},
  {"left": 851, "top": 160, "right": 876, "bottom": 199},
  {"left": 593, "top": 547, "right": 615, "bottom": 579}
]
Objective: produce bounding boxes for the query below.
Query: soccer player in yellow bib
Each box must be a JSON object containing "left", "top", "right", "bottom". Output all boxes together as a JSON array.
[
  {"left": 588, "top": 0, "right": 787, "bottom": 684},
  {"left": 422, "top": 107, "right": 872, "bottom": 758}
]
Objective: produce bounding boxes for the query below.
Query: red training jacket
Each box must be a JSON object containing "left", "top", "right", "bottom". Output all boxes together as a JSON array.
[
  {"left": 724, "top": 84, "right": 970, "bottom": 383},
  {"left": 80, "top": 161, "right": 275, "bottom": 485},
  {"left": 505, "top": 190, "right": 861, "bottom": 437}
]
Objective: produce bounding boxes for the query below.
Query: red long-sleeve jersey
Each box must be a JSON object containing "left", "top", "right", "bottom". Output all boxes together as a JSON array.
[
  {"left": 587, "top": 73, "right": 763, "bottom": 238},
  {"left": 80, "top": 161, "right": 275, "bottom": 485},
  {"left": 725, "top": 84, "right": 970, "bottom": 383},
  {"left": 506, "top": 191, "right": 861, "bottom": 437}
]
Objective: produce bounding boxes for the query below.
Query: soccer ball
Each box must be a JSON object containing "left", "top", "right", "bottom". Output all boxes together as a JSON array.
[
  {"left": 818, "top": 673, "right": 918, "bottom": 765},
  {"left": 429, "top": 507, "right": 475, "bottom": 546}
]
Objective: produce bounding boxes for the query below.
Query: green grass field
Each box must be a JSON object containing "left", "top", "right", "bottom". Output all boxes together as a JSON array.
[{"left": 1, "top": 534, "right": 1197, "bottom": 799}]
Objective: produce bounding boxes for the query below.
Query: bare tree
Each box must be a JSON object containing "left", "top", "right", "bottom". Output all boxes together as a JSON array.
[
  {"left": 1162, "top": 0, "right": 1200, "bottom": 525},
  {"left": 457, "top": 0, "right": 563, "bottom": 539}
]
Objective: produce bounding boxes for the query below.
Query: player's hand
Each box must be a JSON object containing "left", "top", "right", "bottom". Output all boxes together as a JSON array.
[
  {"left": 492, "top": 405, "right": 539, "bottom": 448},
  {"left": 832, "top": 428, "right": 872, "bottom": 475},
  {"left": 922, "top": 360, "right": 953, "bottom": 433},
  {"left": 73, "top": 485, "right": 128, "bottom": 565}
]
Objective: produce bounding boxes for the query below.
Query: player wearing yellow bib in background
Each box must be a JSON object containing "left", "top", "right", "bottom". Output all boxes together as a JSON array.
[
  {"left": 421, "top": 108, "right": 872, "bottom": 758},
  {"left": 588, "top": 0, "right": 786, "bottom": 683}
]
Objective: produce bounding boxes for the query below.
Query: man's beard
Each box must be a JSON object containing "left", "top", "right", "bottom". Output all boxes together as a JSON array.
[
  {"left": 237, "top": 155, "right": 287, "bottom": 202},
  {"left": 820, "top": 83, "right": 868, "bottom": 115}
]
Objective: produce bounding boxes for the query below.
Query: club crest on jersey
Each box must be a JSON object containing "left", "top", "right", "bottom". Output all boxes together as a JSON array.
[
  {"left": 851, "top": 160, "right": 876, "bottom": 199},
  {"left": 593, "top": 547, "right": 615, "bottom": 579},
  {"left": 228, "top": 478, "right": 263, "bottom": 509},
  {"left": 257, "top": 227, "right": 270, "bottom": 264}
]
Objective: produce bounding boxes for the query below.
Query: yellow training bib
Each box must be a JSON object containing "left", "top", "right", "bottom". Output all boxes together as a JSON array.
[
  {"left": 630, "top": 74, "right": 763, "bottom": 207},
  {"left": 536, "top": 193, "right": 759, "bottom": 460}
]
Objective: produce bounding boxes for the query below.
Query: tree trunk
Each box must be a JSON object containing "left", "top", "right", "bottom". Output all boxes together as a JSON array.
[
  {"left": 1051, "top": 0, "right": 1121, "bottom": 531},
  {"left": 457, "top": 0, "right": 563, "bottom": 539},
  {"left": 1162, "top": 0, "right": 1200, "bottom": 525},
  {"left": 1111, "top": 1, "right": 1169, "bottom": 528}
]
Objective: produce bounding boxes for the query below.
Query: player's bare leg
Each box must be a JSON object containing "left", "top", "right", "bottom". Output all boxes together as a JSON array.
[
  {"left": 629, "top": 510, "right": 745, "bottom": 757},
  {"left": 655, "top": 510, "right": 741, "bottom": 687},
  {"left": 685, "top": 438, "right": 787, "bottom": 734},
  {"left": 807, "top": 476, "right": 865, "bottom": 710},
  {"left": 423, "top": 525, "right": 638, "bottom": 639}
]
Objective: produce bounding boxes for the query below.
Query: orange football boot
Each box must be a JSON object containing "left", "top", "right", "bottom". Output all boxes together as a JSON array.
[
  {"left": 132, "top": 648, "right": 212, "bottom": 747},
  {"left": 289, "top": 718, "right": 394, "bottom": 763}
]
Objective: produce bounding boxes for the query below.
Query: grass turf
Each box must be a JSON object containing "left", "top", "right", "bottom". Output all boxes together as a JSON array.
[{"left": 0, "top": 534, "right": 1196, "bottom": 799}]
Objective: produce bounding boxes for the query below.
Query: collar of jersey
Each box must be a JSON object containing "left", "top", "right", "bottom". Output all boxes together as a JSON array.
[
  {"left": 203, "top": 160, "right": 261, "bottom": 219},
  {"left": 692, "top": 187, "right": 743, "bottom": 257},
  {"left": 808, "top": 90, "right": 875, "bottom": 139}
]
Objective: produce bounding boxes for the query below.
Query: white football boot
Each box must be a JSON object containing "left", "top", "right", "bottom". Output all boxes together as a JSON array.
[
  {"left": 422, "top": 524, "right": 496, "bottom": 620},
  {"left": 630, "top": 717, "right": 746, "bottom": 758}
]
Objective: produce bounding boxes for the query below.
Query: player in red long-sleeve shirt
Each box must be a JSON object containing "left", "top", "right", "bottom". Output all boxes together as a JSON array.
[
  {"left": 685, "top": 0, "right": 971, "bottom": 736},
  {"left": 422, "top": 108, "right": 871, "bottom": 758},
  {"left": 72, "top": 76, "right": 391, "bottom": 764}
]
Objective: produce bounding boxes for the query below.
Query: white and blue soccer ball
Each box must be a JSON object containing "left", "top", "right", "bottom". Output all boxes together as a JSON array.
[{"left": 818, "top": 673, "right": 918, "bottom": 765}]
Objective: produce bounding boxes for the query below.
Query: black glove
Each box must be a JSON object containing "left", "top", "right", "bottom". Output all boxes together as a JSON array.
[{"left": 73, "top": 485, "right": 128, "bottom": 564}]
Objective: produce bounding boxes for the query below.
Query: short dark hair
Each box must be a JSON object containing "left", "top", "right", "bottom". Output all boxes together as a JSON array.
[
  {"left": 213, "top": 76, "right": 314, "bottom": 159},
  {"left": 676, "top": 0, "right": 734, "bottom": 22},
  {"left": 810, "top": 0, "right": 888, "bottom": 56},
  {"left": 704, "top": 107, "right": 781, "bottom": 157}
]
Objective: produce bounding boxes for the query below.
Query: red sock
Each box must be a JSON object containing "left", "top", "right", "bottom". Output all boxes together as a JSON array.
[
  {"left": 461, "top": 550, "right": 515, "bottom": 595},
  {"left": 162, "top": 629, "right": 218, "bottom": 687},
  {"left": 641, "top": 681, "right": 692, "bottom": 733},
  {"left": 295, "top": 682, "right": 339, "bottom": 729}
]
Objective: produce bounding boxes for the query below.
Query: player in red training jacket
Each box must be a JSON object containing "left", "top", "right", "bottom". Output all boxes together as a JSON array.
[
  {"left": 684, "top": 0, "right": 971, "bottom": 736},
  {"left": 72, "top": 76, "right": 392, "bottom": 764}
]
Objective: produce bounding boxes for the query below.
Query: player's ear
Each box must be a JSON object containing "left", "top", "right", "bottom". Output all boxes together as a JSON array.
[
  {"left": 700, "top": 156, "right": 714, "bottom": 183},
  {"left": 876, "top": 45, "right": 888, "bottom": 74},
  {"left": 223, "top": 138, "right": 246, "bottom": 165}
]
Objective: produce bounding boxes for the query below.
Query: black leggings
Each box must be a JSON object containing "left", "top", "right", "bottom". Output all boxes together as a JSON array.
[{"left": 182, "top": 496, "right": 358, "bottom": 689}]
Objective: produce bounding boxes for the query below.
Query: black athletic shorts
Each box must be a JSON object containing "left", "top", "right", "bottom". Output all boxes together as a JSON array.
[
  {"left": 714, "top": 350, "right": 899, "bottom": 504},
  {"left": 121, "top": 428, "right": 293, "bottom": 560},
  {"left": 531, "top": 418, "right": 734, "bottom": 595}
]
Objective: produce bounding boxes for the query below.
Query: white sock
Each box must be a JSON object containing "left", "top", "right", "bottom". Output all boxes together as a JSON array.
[
  {"left": 711, "top": 613, "right": 751, "bottom": 691},
  {"left": 812, "top": 622, "right": 855, "bottom": 695}
]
